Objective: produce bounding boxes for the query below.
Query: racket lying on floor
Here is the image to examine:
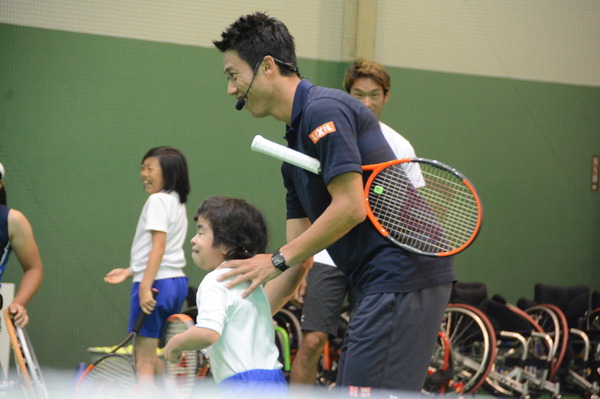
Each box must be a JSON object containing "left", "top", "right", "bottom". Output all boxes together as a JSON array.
[
  {"left": 3, "top": 309, "right": 50, "bottom": 399},
  {"left": 251, "top": 135, "right": 483, "bottom": 257},
  {"left": 74, "top": 289, "right": 159, "bottom": 398},
  {"left": 164, "top": 314, "right": 199, "bottom": 396}
]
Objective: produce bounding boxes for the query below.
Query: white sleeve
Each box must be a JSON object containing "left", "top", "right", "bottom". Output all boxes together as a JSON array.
[
  {"left": 380, "top": 122, "right": 425, "bottom": 188},
  {"left": 144, "top": 194, "right": 169, "bottom": 233},
  {"left": 195, "top": 272, "right": 227, "bottom": 334}
]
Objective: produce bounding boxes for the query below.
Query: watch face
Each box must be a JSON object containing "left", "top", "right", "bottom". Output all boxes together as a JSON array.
[
  {"left": 272, "top": 253, "right": 285, "bottom": 267},
  {"left": 272, "top": 251, "right": 287, "bottom": 270}
]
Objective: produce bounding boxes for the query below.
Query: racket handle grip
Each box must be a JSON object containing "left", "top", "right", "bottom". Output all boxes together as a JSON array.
[
  {"left": 132, "top": 288, "right": 159, "bottom": 333},
  {"left": 251, "top": 135, "right": 322, "bottom": 174}
]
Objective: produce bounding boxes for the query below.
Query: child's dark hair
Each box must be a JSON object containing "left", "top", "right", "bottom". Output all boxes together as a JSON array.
[
  {"left": 142, "top": 146, "right": 190, "bottom": 204},
  {"left": 213, "top": 12, "right": 300, "bottom": 78},
  {"left": 195, "top": 196, "right": 268, "bottom": 260}
]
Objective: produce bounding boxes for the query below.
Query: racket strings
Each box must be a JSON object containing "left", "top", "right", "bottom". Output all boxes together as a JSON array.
[
  {"left": 420, "top": 166, "right": 480, "bottom": 235},
  {"left": 369, "top": 163, "right": 479, "bottom": 254},
  {"left": 78, "top": 354, "right": 136, "bottom": 398},
  {"left": 370, "top": 167, "right": 451, "bottom": 252},
  {"left": 165, "top": 318, "right": 198, "bottom": 394}
]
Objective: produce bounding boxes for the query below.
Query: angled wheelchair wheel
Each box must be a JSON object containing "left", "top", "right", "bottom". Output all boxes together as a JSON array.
[
  {"left": 525, "top": 304, "right": 569, "bottom": 379},
  {"left": 273, "top": 306, "right": 303, "bottom": 362},
  {"left": 424, "top": 303, "right": 497, "bottom": 395}
]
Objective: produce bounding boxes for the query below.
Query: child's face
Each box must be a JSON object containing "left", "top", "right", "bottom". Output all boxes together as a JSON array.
[
  {"left": 140, "top": 156, "right": 165, "bottom": 194},
  {"left": 191, "top": 216, "right": 227, "bottom": 271}
]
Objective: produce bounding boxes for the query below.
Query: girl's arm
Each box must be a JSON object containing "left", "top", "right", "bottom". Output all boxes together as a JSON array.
[
  {"left": 265, "top": 260, "right": 311, "bottom": 315},
  {"left": 8, "top": 209, "right": 43, "bottom": 327},
  {"left": 139, "top": 230, "right": 165, "bottom": 314},
  {"left": 163, "top": 327, "right": 219, "bottom": 363}
]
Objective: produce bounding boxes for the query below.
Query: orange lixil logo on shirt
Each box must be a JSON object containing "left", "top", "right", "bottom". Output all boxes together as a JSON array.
[{"left": 309, "top": 121, "right": 337, "bottom": 143}]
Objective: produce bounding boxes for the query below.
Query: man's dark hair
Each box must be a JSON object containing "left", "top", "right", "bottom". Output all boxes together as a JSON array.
[
  {"left": 213, "top": 12, "right": 300, "bottom": 77},
  {"left": 194, "top": 196, "right": 268, "bottom": 260}
]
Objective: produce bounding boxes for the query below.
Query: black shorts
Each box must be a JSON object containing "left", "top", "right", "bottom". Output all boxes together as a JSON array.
[
  {"left": 336, "top": 282, "right": 452, "bottom": 392},
  {"left": 300, "top": 262, "right": 350, "bottom": 336}
]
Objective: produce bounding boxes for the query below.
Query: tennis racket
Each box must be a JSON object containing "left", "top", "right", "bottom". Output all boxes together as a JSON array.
[
  {"left": 75, "top": 353, "right": 137, "bottom": 399},
  {"left": 251, "top": 135, "right": 483, "bottom": 257},
  {"left": 3, "top": 309, "right": 49, "bottom": 399},
  {"left": 164, "top": 313, "right": 198, "bottom": 396},
  {"left": 75, "top": 288, "right": 158, "bottom": 397}
]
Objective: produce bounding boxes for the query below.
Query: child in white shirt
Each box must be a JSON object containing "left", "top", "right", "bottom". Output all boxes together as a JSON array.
[{"left": 164, "top": 195, "right": 309, "bottom": 395}]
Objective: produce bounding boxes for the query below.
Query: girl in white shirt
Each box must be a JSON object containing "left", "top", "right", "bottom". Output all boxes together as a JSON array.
[{"left": 104, "top": 146, "right": 190, "bottom": 386}]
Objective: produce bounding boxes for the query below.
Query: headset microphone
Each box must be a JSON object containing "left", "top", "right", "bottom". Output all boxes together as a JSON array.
[
  {"left": 235, "top": 93, "right": 248, "bottom": 110},
  {"left": 235, "top": 58, "right": 263, "bottom": 111}
]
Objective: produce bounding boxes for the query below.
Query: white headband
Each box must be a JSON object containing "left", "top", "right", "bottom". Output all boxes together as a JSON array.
[{"left": 0, "top": 162, "right": 4, "bottom": 180}]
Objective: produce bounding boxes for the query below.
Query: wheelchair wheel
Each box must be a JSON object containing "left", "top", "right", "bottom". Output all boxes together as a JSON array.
[
  {"left": 424, "top": 303, "right": 497, "bottom": 395},
  {"left": 273, "top": 306, "right": 303, "bottom": 356},
  {"left": 525, "top": 304, "right": 569, "bottom": 379}
]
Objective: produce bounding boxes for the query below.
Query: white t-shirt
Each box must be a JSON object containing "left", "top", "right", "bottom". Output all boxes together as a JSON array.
[
  {"left": 129, "top": 191, "right": 187, "bottom": 282},
  {"left": 314, "top": 121, "right": 424, "bottom": 267},
  {"left": 379, "top": 121, "right": 425, "bottom": 188},
  {"left": 195, "top": 268, "right": 282, "bottom": 384}
]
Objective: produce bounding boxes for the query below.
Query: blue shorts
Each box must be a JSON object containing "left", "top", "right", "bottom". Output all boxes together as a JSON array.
[
  {"left": 128, "top": 277, "right": 188, "bottom": 338},
  {"left": 220, "top": 369, "right": 287, "bottom": 397}
]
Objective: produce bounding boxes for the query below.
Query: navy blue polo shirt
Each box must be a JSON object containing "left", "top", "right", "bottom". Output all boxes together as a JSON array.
[
  {"left": 282, "top": 79, "right": 455, "bottom": 298},
  {"left": 0, "top": 205, "right": 12, "bottom": 282}
]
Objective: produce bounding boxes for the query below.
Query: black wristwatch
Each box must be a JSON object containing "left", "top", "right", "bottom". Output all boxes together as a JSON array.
[{"left": 271, "top": 249, "right": 289, "bottom": 272}]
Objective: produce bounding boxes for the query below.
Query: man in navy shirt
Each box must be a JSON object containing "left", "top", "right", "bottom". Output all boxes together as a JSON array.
[{"left": 213, "top": 12, "right": 455, "bottom": 394}]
